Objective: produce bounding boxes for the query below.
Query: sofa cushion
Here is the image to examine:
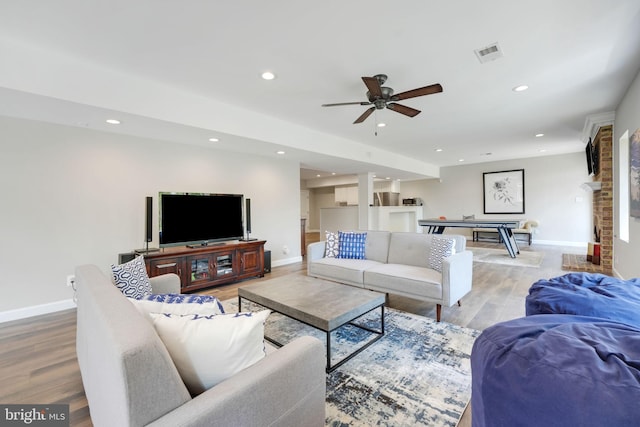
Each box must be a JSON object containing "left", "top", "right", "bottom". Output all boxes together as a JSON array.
[
  {"left": 308, "top": 257, "right": 382, "bottom": 287},
  {"left": 111, "top": 255, "right": 153, "bottom": 299},
  {"left": 150, "top": 310, "right": 270, "bottom": 395},
  {"left": 129, "top": 293, "right": 225, "bottom": 319},
  {"left": 337, "top": 231, "right": 367, "bottom": 259},
  {"left": 427, "top": 236, "right": 455, "bottom": 272},
  {"left": 325, "top": 231, "right": 339, "bottom": 258},
  {"left": 364, "top": 264, "right": 442, "bottom": 300},
  {"left": 387, "top": 232, "right": 432, "bottom": 268},
  {"left": 363, "top": 230, "right": 391, "bottom": 263}
]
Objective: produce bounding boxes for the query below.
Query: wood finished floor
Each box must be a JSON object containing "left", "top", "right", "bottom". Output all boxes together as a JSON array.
[{"left": 0, "top": 241, "right": 584, "bottom": 426}]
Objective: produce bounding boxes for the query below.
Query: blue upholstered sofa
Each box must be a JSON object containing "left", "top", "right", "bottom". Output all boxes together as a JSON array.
[{"left": 471, "top": 273, "right": 640, "bottom": 427}]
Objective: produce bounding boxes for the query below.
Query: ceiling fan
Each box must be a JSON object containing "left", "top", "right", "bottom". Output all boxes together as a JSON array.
[{"left": 322, "top": 74, "right": 443, "bottom": 124}]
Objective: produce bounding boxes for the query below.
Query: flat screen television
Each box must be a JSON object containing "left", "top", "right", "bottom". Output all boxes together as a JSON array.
[
  {"left": 159, "top": 192, "right": 244, "bottom": 247},
  {"left": 585, "top": 138, "right": 594, "bottom": 175}
]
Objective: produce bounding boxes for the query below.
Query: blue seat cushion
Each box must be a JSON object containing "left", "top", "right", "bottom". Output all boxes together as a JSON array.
[
  {"left": 471, "top": 314, "right": 640, "bottom": 427},
  {"left": 526, "top": 273, "right": 640, "bottom": 326}
]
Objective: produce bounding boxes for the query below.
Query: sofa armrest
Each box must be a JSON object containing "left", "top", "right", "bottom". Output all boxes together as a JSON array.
[
  {"left": 441, "top": 250, "right": 473, "bottom": 306},
  {"left": 149, "top": 273, "right": 181, "bottom": 294},
  {"left": 307, "top": 241, "right": 326, "bottom": 262},
  {"left": 147, "top": 336, "right": 326, "bottom": 427}
]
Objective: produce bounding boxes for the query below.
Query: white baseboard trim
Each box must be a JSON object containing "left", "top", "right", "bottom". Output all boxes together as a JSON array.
[
  {"left": 272, "top": 256, "right": 303, "bottom": 268},
  {"left": 0, "top": 299, "right": 76, "bottom": 324},
  {"left": 532, "top": 239, "right": 588, "bottom": 248}
]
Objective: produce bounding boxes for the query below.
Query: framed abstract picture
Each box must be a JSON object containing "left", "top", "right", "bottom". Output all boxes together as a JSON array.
[
  {"left": 630, "top": 128, "right": 640, "bottom": 218},
  {"left": 483, "top": 169, "right": 525, "bottom": 214}
]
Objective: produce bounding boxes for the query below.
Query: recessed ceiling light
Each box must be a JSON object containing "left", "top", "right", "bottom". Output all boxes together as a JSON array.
[
  {"left": 435, "top": 148, "right": 443, "bottom": 152},
  {"left": 458, "top": 159, "right": 465, "bottom": 162},
  {"left": 535, "top": 133, "right": 544, "bottom": 137},
  {"left": 316, "top": 174, "right": 321, "bottom": 178},
  {"left": 539, "top": 149, "right": 547, "bottom": 153},
  {"left": 331, "top": 172, "right": 336, "bottom": 175},
  {"left": 208, "top": 137, "right": 219, "bottom": 142},
  {"left": 106, "top": 119, "right": 121, "bottom": 125},
  {"left": 385, "top": 177, "right": 391, "bottom": 180},
  {"left": 377, "top": 123, "right": 386, "bottom": 128},
  {"left": 261, "top": 71, "right": 276, "bottom": 80},
  {"left": 276, "top": 150, "right": 285, "bottom": 155},
  {"left": 513, "top": 85, "right": 529, "bottom": 92}
]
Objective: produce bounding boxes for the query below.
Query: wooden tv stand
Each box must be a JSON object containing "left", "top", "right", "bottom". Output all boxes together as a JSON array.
[{"left": 142, "top": 240, "right": 266, "bottom": 293}]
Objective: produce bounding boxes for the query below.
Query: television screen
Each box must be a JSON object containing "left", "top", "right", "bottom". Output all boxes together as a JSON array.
[
  {"left": 585, "top": 138, "right": 594, "bottom": 175},
  {"left": 159, "top": 193, "right": 244, "bottom": 247}
]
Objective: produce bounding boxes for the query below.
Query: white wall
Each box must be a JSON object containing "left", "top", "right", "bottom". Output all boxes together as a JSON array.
[
  {"left": 613, "top": 68, "right": 640, "bottom": 279},
  {"left": 400, "top": 153, "right": 592, "bottom": 245},
  {"left": 0, "top": 116, "right": 301, "bottom": 315}
]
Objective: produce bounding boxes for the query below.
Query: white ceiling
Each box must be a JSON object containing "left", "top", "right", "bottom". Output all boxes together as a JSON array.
[{"left": 1, "top": 1, "right": 640, "bottom": 182}]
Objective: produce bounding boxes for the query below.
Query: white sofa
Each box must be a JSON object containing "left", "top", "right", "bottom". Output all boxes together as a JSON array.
[
  {"left": 75, "top": 264, "right": 326, "bottom": 427},
  {"left": 307, "top": 231, "right": 473, "bottom": 322}
]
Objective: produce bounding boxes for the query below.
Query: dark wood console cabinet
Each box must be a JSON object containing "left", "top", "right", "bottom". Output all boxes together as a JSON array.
[{"left": 142, "top": 240, "right": 266, "bottom": 293}]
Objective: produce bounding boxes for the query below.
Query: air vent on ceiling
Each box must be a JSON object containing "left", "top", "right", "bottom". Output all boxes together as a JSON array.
[{"left": 474, "top": 42, "right": 503, "bottom": 64}]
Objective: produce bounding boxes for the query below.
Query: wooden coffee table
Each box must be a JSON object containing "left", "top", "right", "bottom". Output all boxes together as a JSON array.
[{"left": 238, "top": 276, "right": 385, "bottom": 372}]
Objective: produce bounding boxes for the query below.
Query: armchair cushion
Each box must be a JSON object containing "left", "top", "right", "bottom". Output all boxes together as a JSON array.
[{"left": 150, "top": 310, "right": 271, "bottom": 395}]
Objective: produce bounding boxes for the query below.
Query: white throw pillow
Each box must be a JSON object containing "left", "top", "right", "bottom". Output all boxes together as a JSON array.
[
  {"left": 111, "top": 255, "right": 153, "bottom": 299},
  {"left": 325, "top": 231, "right": 339, "bottom": 258},
  {"left": 428, "top": 236, "right": 455, "bottom": 273},
  {"left": 150, "top": 310, "right": 270, "bottom": 395},
  {"left": 129, "top": 293, "right": 225, "bottom": 320}
]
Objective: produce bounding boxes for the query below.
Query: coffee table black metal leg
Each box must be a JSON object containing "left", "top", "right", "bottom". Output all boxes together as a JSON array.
[{"left": 326, "top": 305, "right": 385, "bottom": 373}]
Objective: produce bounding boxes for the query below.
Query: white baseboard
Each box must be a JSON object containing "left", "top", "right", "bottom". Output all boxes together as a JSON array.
[
  {"left": 531, "top": 239, "right": 588, "bottom": 248},
  {"left": 0, "top": 299, "right": 76, "bottom": 324},
  {"left": 272, "top": 256, "right": 303, "bottom": 268}
]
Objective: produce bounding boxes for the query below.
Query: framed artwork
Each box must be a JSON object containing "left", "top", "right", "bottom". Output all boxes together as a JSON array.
[
  {"left": 483, "top": 169, "right": 525, "bottom": 214},
  {"left": 630, "top": 128, "right": 640, "bottom": 218}
]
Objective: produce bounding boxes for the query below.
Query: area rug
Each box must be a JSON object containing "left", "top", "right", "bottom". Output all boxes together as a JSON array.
[
  {"left": 223, "top": 299, "right": 479, "bottom": 427},
  {"left": 471, "top": 247, "right": 544, "bottom": 268}
]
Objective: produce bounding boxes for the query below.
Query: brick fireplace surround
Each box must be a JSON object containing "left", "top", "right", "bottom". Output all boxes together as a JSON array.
[{"left": 562, "top": 125, "right": 613, "bottom": 275}]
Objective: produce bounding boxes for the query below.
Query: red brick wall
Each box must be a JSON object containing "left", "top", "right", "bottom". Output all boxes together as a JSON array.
[{"left": 592, "top": 125, "right": 613, "bottom": 274}]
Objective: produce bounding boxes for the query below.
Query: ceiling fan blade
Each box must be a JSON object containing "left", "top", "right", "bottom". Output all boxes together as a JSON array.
[
  {"left": 362, "top": 76, "right": 382, "bottom": 98},
  {"left": 322, "top": 101, "right": 371, "bottom": 107},
  {"left": 387, "top": 103, "right": 421, "bottom": 117},
  {"left": 392, "top": 83, "right": 443, "bottom": 101},
  {"left": 353, "top": 106, "right": 376, "bottom": 124}
]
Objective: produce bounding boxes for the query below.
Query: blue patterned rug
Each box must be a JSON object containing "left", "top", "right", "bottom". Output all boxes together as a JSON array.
[{"left": 223, "top": 299, "right": 479, "bottom": 427}]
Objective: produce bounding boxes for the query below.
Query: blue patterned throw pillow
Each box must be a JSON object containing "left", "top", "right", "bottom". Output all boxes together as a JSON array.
[
  {"left": 130, "top": 293, "right": 225, "bottom": 317},
  {"left": 111, "top": 255, "right": 153, "bottom": 299},
  {"left": 337, "top": 231, "right": 367, "bottom": 259},
  {"left": 325, "top": 231, "right": 339, "bottom": 258},
  {"left": 428, "top": 236, "right": 455, "bottom": 273}
]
